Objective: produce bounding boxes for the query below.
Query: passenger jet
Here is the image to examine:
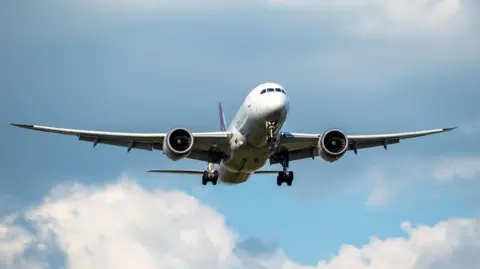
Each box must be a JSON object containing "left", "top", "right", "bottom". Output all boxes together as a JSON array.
[{"left": 10, "top": 82, "right": 456, "bottom": 186}]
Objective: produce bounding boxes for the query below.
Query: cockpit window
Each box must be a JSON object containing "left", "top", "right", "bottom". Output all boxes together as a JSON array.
[{"left": 260, "top": 88, "right": 286, "bottom": 94}]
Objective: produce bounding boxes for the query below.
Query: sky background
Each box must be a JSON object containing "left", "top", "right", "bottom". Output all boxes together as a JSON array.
[{"left": 1, "top": 0, "right": 480, "bottom": 268}]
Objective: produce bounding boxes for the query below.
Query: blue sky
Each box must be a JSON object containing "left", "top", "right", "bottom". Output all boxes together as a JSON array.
[{"left": 1, "top": 0, "right": 480, "bottom": 268}]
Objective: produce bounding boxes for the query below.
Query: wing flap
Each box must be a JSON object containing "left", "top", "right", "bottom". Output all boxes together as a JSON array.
[
  {"left": 78, "top": 135, "right": 160, "bottom": 151},
  {"left": 350, "top": 138, "right": 400, "bottom": 150}
]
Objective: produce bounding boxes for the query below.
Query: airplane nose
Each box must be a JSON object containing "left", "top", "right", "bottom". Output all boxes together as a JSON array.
[{"left": 267, "top": 94, "right": 288, "bottom": 120}]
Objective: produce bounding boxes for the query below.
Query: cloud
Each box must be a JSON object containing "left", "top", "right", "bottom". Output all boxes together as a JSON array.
[
  {"left": 1, "top": 178, "right": 479, "bottom": 269},
  {"left": 0, "top": 215, "right": 34, "bottom": 266},
  {"left": 363, "top": 155, "right": 480, "bottom": 207},
  {"left": 316, "top": 218, "right": 480, "bottom": 269},
  {"left": 430, "top": 157, "right": 480, "bottom": 182},
  {"left": 365, "top": 179, "right": 395, "bottom": 207},
  {"left": 234, "top": 237, "right": 279, "bottom": 258},
  {"left": 351, "top": 0, "right": 463, "bottom": 37}
]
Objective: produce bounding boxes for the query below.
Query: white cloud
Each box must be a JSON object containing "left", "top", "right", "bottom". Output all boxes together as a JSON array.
[
  {"left": 365, "top": 180, "right": 394, "bottom": 207},
  {"left": 362, "top": 155, "right": 480, "bottom": 207},
  {"left": 316, "top": 218, "right": 480, "bottom": 269},
  {"left": 1, "top": 178, "right": 479, "bottom": 269},
  {"left": 352, "top": 0, "right": 463, "bottom": 37},
  {"left": 430, "top": 157, "right": 480, "bottom": 182},
  {"left": 0, "top": 215, "right": 34, "bottom": 266}
]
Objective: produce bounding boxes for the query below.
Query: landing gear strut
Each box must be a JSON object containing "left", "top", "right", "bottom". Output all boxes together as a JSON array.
[
  {"left": 276, "top": 154, "right": 294, "bottom": 186},
  {"left": 202, "top": 154, "right": 219, "bottom": 185},
  {"left": 266, "top": 121, "right": 278, "bottom": 143}
]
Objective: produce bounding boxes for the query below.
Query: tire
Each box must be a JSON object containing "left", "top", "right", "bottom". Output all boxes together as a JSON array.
[
  {"left": 202, "top": 171, "right": 209, "bottom": 185},
  {"left": 277, "top": 172, "right": 284, "bottom": 186}
]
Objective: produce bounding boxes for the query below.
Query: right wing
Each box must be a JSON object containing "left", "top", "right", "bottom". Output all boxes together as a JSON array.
[
  {"left": 9, "top": 123, "right": 231, "bottom": 163},
  {"left": 271, "top": 127, "right": 456, "bottom": 164}
]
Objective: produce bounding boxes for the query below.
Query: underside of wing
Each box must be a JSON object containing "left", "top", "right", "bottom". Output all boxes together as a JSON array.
[
  {"left": 271, "top": 127, "right": 456, "bottom": 164},
  {"left": 347, "top": 127, "right": 456, "bottom": 153},
  {"left": 10, "top": 123, "right": 231, "bottom": 163},
  {"left": 146, "top": 169, "right": 282, "bottom": 175}
]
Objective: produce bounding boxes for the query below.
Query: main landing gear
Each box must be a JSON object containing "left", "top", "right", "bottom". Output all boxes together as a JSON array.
[
  {"left": 277, "top": 171, "right": 294, "bottom": 186},
  {"left": 202, "top": 155, "right": 219, "bottom": 185},
  {"left": 276, "top": 154, "right": 294, "bottom": 186}
]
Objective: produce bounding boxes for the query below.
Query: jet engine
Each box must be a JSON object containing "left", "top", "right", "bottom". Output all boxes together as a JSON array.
[
  {"left": 163, "top": 128, "right": 194, "bottom": 161},
  {"left": 318, "top": 129, "right": 349, "bottom": 162}
]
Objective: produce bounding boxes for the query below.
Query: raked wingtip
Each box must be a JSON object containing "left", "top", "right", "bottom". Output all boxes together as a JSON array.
[
  {"left": 9, "top": 122, "right": 33, "bottom": 129},
  {"left": 443, "top": 127, "right": 457, "bottom": 132}
]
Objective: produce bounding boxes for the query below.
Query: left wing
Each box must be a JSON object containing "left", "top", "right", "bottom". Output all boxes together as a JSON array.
[
  {"left": 9, "top": 123, "right": 231, "bottom": 163},
  {"left": 271, "top": 127, "right": 456, "bottom": 164}
]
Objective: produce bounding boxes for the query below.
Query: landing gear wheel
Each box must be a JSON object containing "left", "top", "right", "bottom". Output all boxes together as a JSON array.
[
  {"left": 276, "top": 171, "right": 294, "bottom": 186},
  {"left": 276, "top": 172, "right": 284, "bottom": 186},
  {"left": 286, "top": 171, "right": 294, "bottom": 186},
  {"left": 212, "top": 171, "right": 219, "bottom": 185},
  {"left": 201, "top": 170, "right": 219, "bottom": 185},
  {"left": 202, "top": 171, "right": 208, "bottom": 185}
]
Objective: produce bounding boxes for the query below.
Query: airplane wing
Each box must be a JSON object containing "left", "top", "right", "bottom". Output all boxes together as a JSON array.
[
  {"left": 9, "top": 123, "right": 231, "bottom": 163},
  {"left": 270, "top": 127, "right": 456, "bottom": 165},
  {"left": 146, "top": 169, "right": 282, "bottom": 174}
]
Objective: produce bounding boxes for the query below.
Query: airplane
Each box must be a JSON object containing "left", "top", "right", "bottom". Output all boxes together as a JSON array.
[{"left": 10, "top": 82, "right": 456, "bottom": 186}]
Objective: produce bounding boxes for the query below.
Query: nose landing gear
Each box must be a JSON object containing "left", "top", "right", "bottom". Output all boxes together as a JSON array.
[
  {"left": 266, "top": 121, "right": 278, "bottom": 142},
  {"left": 266, "top": 121, "right": 280, "bottom": 153}
]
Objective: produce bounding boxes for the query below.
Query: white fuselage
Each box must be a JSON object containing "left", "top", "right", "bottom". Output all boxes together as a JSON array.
[{"left": 216, "top": 83, "right": 290, "bottom": 184}]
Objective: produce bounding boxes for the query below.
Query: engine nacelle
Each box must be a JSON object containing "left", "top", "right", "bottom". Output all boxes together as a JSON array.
[
  {"left": 318, "top": 129, "right": 349, "bottom": 162},
  {"left": 163, "top": 128, "right": 194, "bottom": 161}
]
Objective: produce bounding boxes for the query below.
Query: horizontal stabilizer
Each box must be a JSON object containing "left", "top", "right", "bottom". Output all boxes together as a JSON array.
[
  {"left": 146, "top": 169, "right": 282, "bottom": 175},
  {"left": 253, "top": 170, "right": 283, "bottom": 174},
  {"left": 146, "top": 169, "right": 204, "bottom": 174}
]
